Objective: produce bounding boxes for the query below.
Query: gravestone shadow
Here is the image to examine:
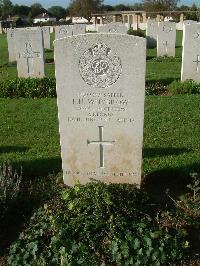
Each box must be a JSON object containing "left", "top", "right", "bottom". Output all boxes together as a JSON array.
[
  {"left": 0, "top": 146, "right": 30, "bottom": 154},
  {"left": 142, "top": 162, "right": 200, "bottom": 203},
  {"left": 143, "top": 147, "right": 190, "bottom": 158}
]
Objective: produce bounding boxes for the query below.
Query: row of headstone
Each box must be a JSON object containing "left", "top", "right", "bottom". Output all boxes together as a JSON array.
[
  {"left": 7, "top": 26, "right": 50, "bottom": 62},
  {"left": 55, "top": 24, "right": 86, "bottom": 40},
  {"left": 146, "top": 21, "right": 176, "bottom": 57},
  {"left": 98, "top": 22, "right": 128, "bottom": 34}
]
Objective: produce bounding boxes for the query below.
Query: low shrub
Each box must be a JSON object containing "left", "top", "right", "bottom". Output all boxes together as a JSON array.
[
  {"left": 127, "top": 28, "right": 145, "bottom": 38},
  {"left": 0, "top": 77, "right": 56, "bottom": 98},
  {"left": 146, "top": 80, "right": 169, "bottom": 95},
  {"left": 0, "top": 163, "right": 22, "bottom": 219},
  {"left": 148, "top": 56, "right": 181, "bottom": 62},
  {"left": 9, "top": 182, "right": 188, "bottom": 266},
  {"left": 167, "top": 80, "right": 200, "bottom": 95}
]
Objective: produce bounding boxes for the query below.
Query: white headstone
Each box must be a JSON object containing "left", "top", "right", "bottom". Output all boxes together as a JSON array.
[
  {"left": 98, "top": 23, "right": 127, "bottom": 34},
  {"left": 0, "top": 22, "right": 3, "bottom": 34},
  {"left": 55, "top": 25, "right": 73, "bottom": 40},
  {"left": 182, "top": 21, "right": 198, "bottom": 45},
  {"left": 41, "top": 26, "right": 50, "bottom": 49},
  {"left": 181, "top": 24, "right": 200, "bottom": 82},
  {"left": 50, "top": 26, "right": 54, "bottom": 33},
  {"left": 146, "top": 20, "right": 158, "bottom": 48},
  {"left": 139, "top": 23, "right": 146, "bottom": 31},
  {"left": 15, "top": 29, "right": 45, "bottom": 78},
  {"left": 54, "top": 34, "right": 146, "bottom": 186},
  {"left": 7, "top": 28, "right": 16, "bottom": 62},
  {"left": 157, "top": 22, "right": 176, "bottom": 57},
  {"left": 176, "top": 22, "right": 183, "bottom": 31},
  {"left": 183, "top": 20, "right": 197, "bottom": 26},
  {"left": 131, "top": 23, "right": 138, "bottom": 31},
  {"left": 73, "top": 24, "right": 86, "bottom": 35}
]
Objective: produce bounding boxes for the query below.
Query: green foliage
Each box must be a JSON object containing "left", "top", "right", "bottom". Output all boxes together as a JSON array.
[
  {"left": 48, "top": 5, "right": 67, "bottom": 19},
  {"left": 9, "top": 182, "right": 188, "bottom": 265},
  {"left": 167, "top": 173, "right": 200, "bottom": 228},
  {"left": 0, "top": 163, "right": 21, "bottom": 219},
  {"left": 167, "top": 80, "right": 200, "bottom": 95},
  {"left": 69, "top": 0, "right": 102, "bottom": 22},
  {"left": 0, "top": 77, "right": 56, "bottom": 98},
  {"left": 149, "top": 56, "right": 181, "bottom": 62},
  {"left": 127, "top": 28, "right": 145, "bottom": 38},
  {"left": 146, "top": 81, "right": 168, "bottom": 95}
]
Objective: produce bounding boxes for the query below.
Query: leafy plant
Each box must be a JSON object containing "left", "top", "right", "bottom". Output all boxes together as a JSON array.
[
  {"left": 166, "top": 173, "right": 200, "bottom": 228},
  {"left": 0, "top": 163, "right": 22, "bottom": 219},
  {"left": 167, "top": 80, "right": 200, "bottom": 95},
  {"left": 148, "top": 56, "right": 181, "bottom": 62},
  {"left": 0, "top": 77, "right": 56, "bottom": 98},
  {"left": 9, "top": 182, "right": 188, "bottom": 265},
  {"left": 127, "top": 28, "right": 145, "bottom": 38}
]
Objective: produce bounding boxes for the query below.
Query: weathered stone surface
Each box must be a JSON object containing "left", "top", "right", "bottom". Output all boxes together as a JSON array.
[
  {"left": 54, "top": 34, "right": 146, "bottom": 186},
  {"left": 15, "top": 29, "right": 45, "bottom": 78},
  {"left": 181, "top": 24, "right": 200, "bottom": 81},
  {"left": 146, "top": 20, "right": 158, "bottom": 48},
  {"left": 7, "top": 28, "right": 16, "bottom": 62},
  {"left": 98, "top": 23, "right": 127, "bottom": 34},
  {"left": 182, "top": 20, "right": 197, "bottom": 45},
  {"left": 41, "top": 26, "right": 50, "bottom": 49},
  {"left": 157, "top": 22, "right": 176, "bottom": 57},
  {"left": 55, "top": 25, "right": 73, "bottom": 40},
  {"left": 73, "top": 24, "right": 86, "bottom": 35}
]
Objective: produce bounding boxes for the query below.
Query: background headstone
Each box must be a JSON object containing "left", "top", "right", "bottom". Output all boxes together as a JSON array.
[
  {"left": 7, "top": 28, "right": 16, "bottom": 62},
  {"left": 146, "top": 20, "right": 158, "bottom": 48},
  {"left": 73, "top": 24, "right": 86, "bottom": 35},
  {"left": 0, "top": 22, "right": 3, "bottom": 34},
  {"left": 182, "top": 20, "right": 197, "bottom": 45},
  {"left": 41, "top": 26, "right": 50, "bottom": 49},
  {"left": 181, "top": 24, "right": 200, "bottom": 82},
  {"left": 157, "top": 22, "right": 176, "bottom": 57},
  {"left": 50, "top": 26, "right": 54, "bottom": 33},
  {"left": 54, "top": 34, "right": 146, "bottom": 186},
  {"left": 15, "top": 29, "right": 45, "bottom": 78},
  {"left": 98, "top": 22, "right": 127, "bottom": 34},
  {"left": 55, "top": 25, "right": 73, "bottom": 40}
]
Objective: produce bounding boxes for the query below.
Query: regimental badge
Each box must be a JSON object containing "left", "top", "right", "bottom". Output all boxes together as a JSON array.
[{"left": 79, "top": 43, "right": 122, "bottom": 88}]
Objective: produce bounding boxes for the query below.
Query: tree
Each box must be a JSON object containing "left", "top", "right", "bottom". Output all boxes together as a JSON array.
[
  {"left": 48, "top": 6, "right": 67, "bottom": 19},
  {"left": 101, "top": 4, "right": 114, "bottom": 12},
  {"left": 186, "top": 3, "right": 199, "bottom": 21},
  {"left": 12, "top": 4, "right": 31, "bottom": 16},
  {"left": 0, "top": 0, "right": 13, "bottom": 17},
  {"left": 30, "top": 3, "right": 46, "bottom": 18},
  {"left": 69, "top": 0, "right": 103, "bottom": 22},
  {"left": 114, "top": 4, "right": 130, "bottom": 11},
  {"left": 143, "top": 0, "right": 180, "bottom": 11}
]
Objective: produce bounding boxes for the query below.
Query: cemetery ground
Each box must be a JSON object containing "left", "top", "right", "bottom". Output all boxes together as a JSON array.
[{"left": 0, "top": 31, "right": 199, "bottom": 265}]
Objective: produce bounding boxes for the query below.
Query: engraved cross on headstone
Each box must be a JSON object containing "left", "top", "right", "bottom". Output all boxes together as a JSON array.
[
  {"left": 193, "top": 55, "right": 200, "bottom": 73},
  {"left": 22, "top": 42, "right": 41, "bottom": 74},
  {"left": 163, "top": 41, "right": 168, "bottom": 53},
  {"left": 87, "top": 126, "right": 116, "bottom": 168}
]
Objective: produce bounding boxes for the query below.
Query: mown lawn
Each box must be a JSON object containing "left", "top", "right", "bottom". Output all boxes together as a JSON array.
[{"left": 0, "top": 95, "right": 199, "bottom": 197}]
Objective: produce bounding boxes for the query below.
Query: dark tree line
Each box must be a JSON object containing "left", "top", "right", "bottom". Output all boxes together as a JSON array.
[{"left": 0, "top": 0, "right": 199, "bottom": 22}]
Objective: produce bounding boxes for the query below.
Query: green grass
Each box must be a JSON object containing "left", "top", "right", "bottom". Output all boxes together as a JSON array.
[
  {"left": 0, "top": 96, "right": 199, "bottom": 196},
  {"left": 146, "top": 30, "right": 182, "bottom": 82}
]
